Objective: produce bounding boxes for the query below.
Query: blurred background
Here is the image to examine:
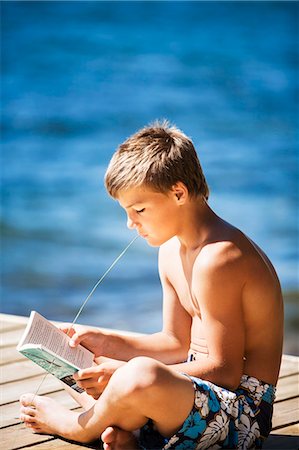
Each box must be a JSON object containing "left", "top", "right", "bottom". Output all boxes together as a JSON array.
[{"left": 1, "top": 1, "right": 298, "bottom": 355}]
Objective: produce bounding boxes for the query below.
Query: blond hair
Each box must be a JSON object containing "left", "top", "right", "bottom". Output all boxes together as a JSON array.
[{"left": 105, "top": 121, "right": 209, "bottom": 200}]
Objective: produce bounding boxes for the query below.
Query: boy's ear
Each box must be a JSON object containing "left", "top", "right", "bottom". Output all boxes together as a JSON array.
[{"left": 171, "top": 182, "right": 188, "bottom": 205}]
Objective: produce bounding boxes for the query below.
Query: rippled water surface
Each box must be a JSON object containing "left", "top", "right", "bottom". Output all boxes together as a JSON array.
[{"left": 2, "top": 1, "right": 298, "bottom": 353}]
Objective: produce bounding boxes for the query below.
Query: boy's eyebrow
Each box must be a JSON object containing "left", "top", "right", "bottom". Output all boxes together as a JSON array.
[
  {"left": 124, "top": 202, "right": 141, "bottom": 209},
  {"left": 123, "top": 203, "right": 135, "bottom": 209},
  {"left": 120, "top": 196, "right": 146, "bottom": 209},
  {"left": 123, "top": 199, "right": 145, "bottom": 209}
]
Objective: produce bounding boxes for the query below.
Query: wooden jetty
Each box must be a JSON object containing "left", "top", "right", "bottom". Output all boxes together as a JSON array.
[{"left": 1, "top": 313, "right": 298, "bottom": 450}]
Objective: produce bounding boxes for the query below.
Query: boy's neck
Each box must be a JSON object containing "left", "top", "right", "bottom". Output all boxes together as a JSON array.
[{"left": 176, "top": 199, "right": 220, "bottom": 253}]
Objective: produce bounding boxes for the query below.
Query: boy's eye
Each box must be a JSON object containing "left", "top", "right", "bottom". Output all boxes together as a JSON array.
[{"left": 136, "top": 208, "right": 145, "bottom": 214}]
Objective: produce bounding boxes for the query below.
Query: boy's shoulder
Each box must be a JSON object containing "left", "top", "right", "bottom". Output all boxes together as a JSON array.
[
  {"left": 196, "top": 239, "right": 244, "bottom": 271},
  {"left": 159, "top": 233, "right": 246, "bottom": 274}
]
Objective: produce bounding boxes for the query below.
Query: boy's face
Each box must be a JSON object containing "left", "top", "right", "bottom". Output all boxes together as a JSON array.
[{"left": 117, "top": 185, "right": 182, "bottom": 247}]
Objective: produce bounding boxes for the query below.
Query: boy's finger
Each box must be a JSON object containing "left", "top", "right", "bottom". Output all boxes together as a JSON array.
[
  {"left": 68, "top": 331, "right": 89, "bottom": 347},
  {"left": 73, "top": 369, "right": 90, "bottom": 380},
  {"left": 69, "top": 333, "right": 82, "bottom": 347},
  {"left": 74, "top": 367, "right": 101, "bottom": 380},
  {"left": 59, "top": 325, "right": 75, "bottom": 337}
]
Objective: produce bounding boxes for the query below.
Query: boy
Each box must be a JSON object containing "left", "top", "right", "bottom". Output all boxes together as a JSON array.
[{"left": 20, "top": 122, "right": 283, "bottom": 449}]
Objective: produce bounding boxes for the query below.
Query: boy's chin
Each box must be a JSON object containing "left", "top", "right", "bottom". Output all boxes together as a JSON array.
[{"left": 143, "top": 235, "right": 169, "bottom": 247}]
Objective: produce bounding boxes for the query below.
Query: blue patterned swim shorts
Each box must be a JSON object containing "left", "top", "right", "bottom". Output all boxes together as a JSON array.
[{"left": 139, "top": 373, "right": 276, "bottom": 449}]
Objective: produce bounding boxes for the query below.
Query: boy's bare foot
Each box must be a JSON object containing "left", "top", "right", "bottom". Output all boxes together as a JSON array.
[
  {"left": 101, "top": 426, "right": 140, "bottom": 450},
  {"left": 19, "top": 393, "right": 79, "bottom": 439}
]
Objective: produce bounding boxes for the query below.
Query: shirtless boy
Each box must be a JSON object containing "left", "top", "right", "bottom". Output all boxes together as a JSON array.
[{"left": 20, "top": 122, "right": 283, "bottom": 449}]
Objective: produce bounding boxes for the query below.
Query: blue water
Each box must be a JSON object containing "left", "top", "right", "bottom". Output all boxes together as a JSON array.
[{"left": 1, "top": 2, "right": 298, "bottom": 347}]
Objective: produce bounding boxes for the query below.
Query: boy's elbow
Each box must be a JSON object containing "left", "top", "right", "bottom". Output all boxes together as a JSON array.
[
  {"left": 223, "top": 367, "right": 243, "bottom": 391},
  {"left": 214, "top": 360, "right": 242, "bottom": 391},
  {"left": 224, "top": 378, "right": 241, "bottom": 391}
]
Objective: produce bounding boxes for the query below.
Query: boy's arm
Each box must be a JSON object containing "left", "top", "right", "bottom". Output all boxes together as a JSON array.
[
  {"left": 70, "top": 294, "right": 191, "bottom": 364},
  {"left": 68, "top": 247, "right": 191, "bottom": 364},
  {"left": 168, "top": 244, "right": 245, "bottom": 391},
  {"left": 103, "top": 257, "right": 191, "bottom": 363}
]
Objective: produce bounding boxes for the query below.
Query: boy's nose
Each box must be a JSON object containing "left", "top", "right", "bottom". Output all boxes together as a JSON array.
[{"left": 127, "top": 217, "right": 136, "bottom": 230}]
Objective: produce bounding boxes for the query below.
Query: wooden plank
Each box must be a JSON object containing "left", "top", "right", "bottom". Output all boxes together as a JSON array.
[
  {"left": 271, "top": 423, "right": 299, "bottom": 435},
  {"left": 272, "top": 397, "right": 299, "bottom": 429},
  {"left": 0, "top": 346, "right": 25, "bottom": 365},
  {"left": 0, "top": 411, "right": 96, "bottom": 450},
  {"left": 1, "top": 360, "right": 45, "bottom": 384},
  {"left": 0, "top": 390, "right": 80, "bottom": 428},
  {"left": 0, "top": 419, "right": 101, "bottom": 450},
  {"left": 275, "top": 373, "right": 299, "bottom": 402},
  {"left": 0, "top": 321, "right": 25, "bottom": 333},
  {"left": 0, "top": 328, "right": 26, "bottom": 348},
  {"left": 20, "top": 437, "right": 100, "bottom": 449},
  {"left": 0, "top": 314, "right": 28, "bottom": 325},
  {"left": 279, "top": 355, "right": 299, "bottom": 378},
  {"left": 0, "top": 423, "right": 57, "bottom": 450},
  {"left": 1, "top": 374, "right": 64, "bottom": 405}
]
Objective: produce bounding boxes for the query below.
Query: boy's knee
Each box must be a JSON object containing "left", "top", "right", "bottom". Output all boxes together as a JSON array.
[
  {"left": 110, "top": 356, "right": 164, "bottom": 399},
  {"left": 127, "top": 356, "right": 163, "bottom": 386}
]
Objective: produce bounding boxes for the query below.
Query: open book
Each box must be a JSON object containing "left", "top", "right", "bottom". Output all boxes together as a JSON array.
[{"left": 17, "top": 311, "right": 94, "bottom": 392}]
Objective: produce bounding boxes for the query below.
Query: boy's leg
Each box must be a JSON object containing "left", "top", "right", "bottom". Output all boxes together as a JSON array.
[
  {"left": 20, "top": 356, "right": 195, "bottom": 443},
  {"left": 60, "top": 383, "right": 96, "bottom": 410},
  {"left": 94, "top": 356, "right": 195, "bottom": 437}
]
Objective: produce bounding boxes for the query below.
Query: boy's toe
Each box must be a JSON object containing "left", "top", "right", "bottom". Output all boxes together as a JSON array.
[
  {"left": 20, "top": 393, "right": 35, "bottom": 405},
  {"left": 102, "top": 426, "right": 118, "bottom": 444},
  {"left": 20, "top": 406, "right": 36, "bottom": 416}
]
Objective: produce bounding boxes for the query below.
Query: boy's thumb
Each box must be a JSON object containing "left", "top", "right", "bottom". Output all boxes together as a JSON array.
[{"left": 69, "top": 336, "right": 78, "bottom": 347}]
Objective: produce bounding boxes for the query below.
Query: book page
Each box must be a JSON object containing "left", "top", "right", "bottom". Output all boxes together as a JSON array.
[
  {"left": 17, "top": 311, "right": 94, "bottom": 369},
  {"left": 20, "top": 346, "right": 85, "bottom": 392}
]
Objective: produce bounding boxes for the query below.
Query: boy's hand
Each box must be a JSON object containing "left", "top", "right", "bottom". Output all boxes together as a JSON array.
[
  {"left": 73, "top": 358, "right": 125, "bottom": 399},
  {"left": 59, "top": 324, "right": 104, "bottom": 357}
]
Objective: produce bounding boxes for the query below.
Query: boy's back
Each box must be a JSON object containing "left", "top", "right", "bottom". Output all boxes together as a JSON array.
[
  {"left": 160, "top": 216, "right": 283, "bottom": 387},
  {"left": 160, "top": 213, "right": 283, "bottom": 384}
]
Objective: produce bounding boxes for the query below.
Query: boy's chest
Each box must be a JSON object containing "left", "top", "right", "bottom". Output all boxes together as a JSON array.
[
  {"left": 168, "top": 258, "right": 201, "bottom": 318},
  {"left": 175, "top": 280, "right": 201, "bottom": 318}
]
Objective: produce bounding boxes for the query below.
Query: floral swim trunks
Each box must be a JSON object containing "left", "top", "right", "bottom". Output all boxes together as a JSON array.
[{"left": 139, "top": 373, "right": 276, "bottom": 449}]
